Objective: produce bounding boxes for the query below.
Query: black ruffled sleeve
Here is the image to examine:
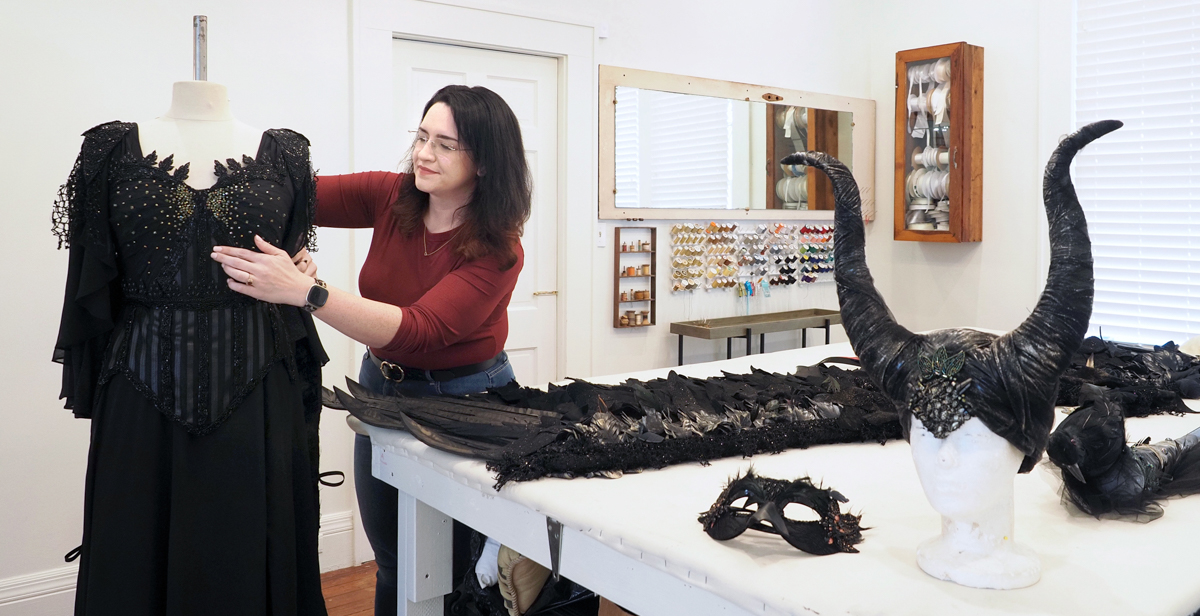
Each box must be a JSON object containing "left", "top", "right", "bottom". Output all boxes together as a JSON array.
[
  {"left": 267, "top": 128, "right": 319, "bottom": 256},
  {"left": 265, "top": 127, "right": 329, "bottom": 383},
  {"left": 265, "top": 128, "right": 329, "bottom": 484},
  {"left": 52, "top": 121, "right": 134, "bottom": 418}
]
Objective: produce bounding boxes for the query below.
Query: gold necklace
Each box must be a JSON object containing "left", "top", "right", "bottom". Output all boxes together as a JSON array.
[{"left": 423, "top": 226, "right": 463, "bottom": 257}]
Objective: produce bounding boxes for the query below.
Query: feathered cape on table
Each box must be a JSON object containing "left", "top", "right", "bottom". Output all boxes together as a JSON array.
[{"left": 326, "top": 341, "right": 1198, "bottom": 487}]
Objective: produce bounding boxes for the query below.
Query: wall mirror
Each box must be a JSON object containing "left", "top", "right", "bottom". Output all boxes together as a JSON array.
[{"left": 599, "top": 65, "right": 876, "bottom": 221}]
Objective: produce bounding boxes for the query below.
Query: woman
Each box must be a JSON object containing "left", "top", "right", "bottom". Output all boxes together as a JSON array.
[{"left": 211, "top": 84, "right": 530, "bottom": 615}]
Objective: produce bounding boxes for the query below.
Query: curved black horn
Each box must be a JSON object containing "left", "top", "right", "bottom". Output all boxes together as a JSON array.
[
  {"left": 996, "top": 120, "right": 1119, "bottom": 396},
  {"left": 782, "top": 152, "right": 917, "bottom": 398}
]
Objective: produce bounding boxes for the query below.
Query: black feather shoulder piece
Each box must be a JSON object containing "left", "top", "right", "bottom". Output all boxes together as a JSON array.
[{"left": 1047, "top": 396, "right": 1200, "bottom": 521}]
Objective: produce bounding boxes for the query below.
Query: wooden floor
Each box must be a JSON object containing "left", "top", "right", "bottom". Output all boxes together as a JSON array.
[{"left": 321, "top": 561, "right": 378, "bottom": 616}]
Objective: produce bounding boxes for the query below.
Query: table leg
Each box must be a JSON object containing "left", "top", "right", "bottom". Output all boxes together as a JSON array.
[
  {"left": 824, "top": 319, "right": 831, "bottom": 344},
  {"left": 678, "top": 334, "right": 684, "bottom": 366},
  {"left": 759, "top": 333, "right": 765, "bottom": 354},
  {"left": 396, "top": 491, "right": 453, "bottom": 615},
  {"left": 802, "top": 328, "right": 807, "bottom": 348},
  {"left": 726, "top": 338, "right": 732, "bottom": 360},
  {"left": 745, "top": 329, "right": 751, "bottom": 356}
]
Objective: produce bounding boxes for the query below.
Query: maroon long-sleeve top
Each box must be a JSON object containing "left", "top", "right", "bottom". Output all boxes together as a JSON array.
[{"left": 315, "top": 171, "right": 522, "bottom": 369}]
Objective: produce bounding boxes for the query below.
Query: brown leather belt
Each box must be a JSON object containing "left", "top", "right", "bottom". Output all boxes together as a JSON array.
[{"left": 368, "top": 349, "right": 503, "bottom": 383}]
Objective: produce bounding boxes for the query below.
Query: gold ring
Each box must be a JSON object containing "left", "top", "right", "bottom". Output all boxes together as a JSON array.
[{"left": 246, "top": 275, "right": 255, "bottom": 286}]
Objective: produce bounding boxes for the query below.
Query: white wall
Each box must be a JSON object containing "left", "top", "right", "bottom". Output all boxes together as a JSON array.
[
  {"left": 0, "top": 0, "right": 1075, "bottom": 610},
  {"left": 584, "top": 0, "right": 872, "bottom": 374},
  {"left": 859, "top": 0, "right": 1075, "bottom": 335},
  {"left": 585, "top": 0, "right": 1075, "bottom": 375},
  {"left": 0, "top": 0, "right": 359, "bottom": 609}
]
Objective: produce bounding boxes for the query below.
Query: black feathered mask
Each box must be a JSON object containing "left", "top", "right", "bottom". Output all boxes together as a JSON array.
[
  {"left": 698, "top": 469, "right": 863, "bottom": 555},
  {"left": 782, "top": 120, "right": 1119, "bottom": 472}
]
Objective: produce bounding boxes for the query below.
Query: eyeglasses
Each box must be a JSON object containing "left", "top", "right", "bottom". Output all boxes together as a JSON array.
[{"left": 409, "top": 130, "right": 468, "bottom": 157}]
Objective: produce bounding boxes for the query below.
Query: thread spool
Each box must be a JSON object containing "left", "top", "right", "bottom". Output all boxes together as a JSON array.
[
  {"left": 931, "top": 83, "right": 950, "bottom": 124},
  {"left": 934, "top": 58, "right": 952, "bottom": 83}
]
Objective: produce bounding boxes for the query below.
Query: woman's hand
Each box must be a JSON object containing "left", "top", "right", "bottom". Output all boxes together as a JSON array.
[
  {"left": 211, "top": 236, "right": 312, "bottom": 307},
  {"left": 293, "top": 248, "right": 318, "bottom": 277}
]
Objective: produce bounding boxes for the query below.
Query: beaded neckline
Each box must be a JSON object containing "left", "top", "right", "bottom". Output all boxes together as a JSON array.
[{"left": 131, "top": 123, "right": 271, "bottom": 193}]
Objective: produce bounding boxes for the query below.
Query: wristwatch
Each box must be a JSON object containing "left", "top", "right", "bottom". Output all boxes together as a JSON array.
[{"left": 304, "top": 279, "right": 329, "bottom": 313}]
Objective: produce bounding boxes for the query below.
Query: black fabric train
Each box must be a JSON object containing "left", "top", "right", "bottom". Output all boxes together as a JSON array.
[{"left": 1058, "top": 336, "right": 1200, "bottom": 417}]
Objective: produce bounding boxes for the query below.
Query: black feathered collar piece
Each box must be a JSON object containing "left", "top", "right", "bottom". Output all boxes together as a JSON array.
[
  {"left": 698, "top": 469, "right": 863, "bottom": 555},
  {"left": 782, "top": 121, "right": 1121, "bottom": 472}
]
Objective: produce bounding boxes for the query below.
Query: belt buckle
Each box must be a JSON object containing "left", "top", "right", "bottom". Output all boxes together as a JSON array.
[{"left": 380, "top": 360, "right": 405, "bottom": 383}]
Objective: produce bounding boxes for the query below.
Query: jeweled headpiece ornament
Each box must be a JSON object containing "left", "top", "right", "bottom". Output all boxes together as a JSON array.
[
  {"left": 911, "top": 348, "right": 972, "bottom": 438},
  {"left": 783, "top": 120, "right": 1119, "bottom": 472}
]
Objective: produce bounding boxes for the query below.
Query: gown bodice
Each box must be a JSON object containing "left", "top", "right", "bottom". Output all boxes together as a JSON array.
[{"left": 53, "top": 121, "right": 325, "bottom": 435}]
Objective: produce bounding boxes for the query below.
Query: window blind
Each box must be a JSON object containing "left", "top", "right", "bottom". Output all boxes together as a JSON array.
[
  {"left": 644, "top": 90, "right": 733, "bottom": 209},
  {"left": 614, "top": 86, "right": 641, "bottom": 209},
  {"left": 1075, "top": 0, "right": 1200, "bottom": 344},
  {"left": 613, "top": 88, "right": 734, "bottom": 209}
]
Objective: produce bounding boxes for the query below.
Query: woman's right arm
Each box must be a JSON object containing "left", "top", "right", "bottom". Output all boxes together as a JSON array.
[{"left": 314, "top": 171, "right": 401, "bottom": 228}]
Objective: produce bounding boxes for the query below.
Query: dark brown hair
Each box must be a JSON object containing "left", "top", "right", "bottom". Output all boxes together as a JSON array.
[{"left": 392, "top": 85, "right": 531, "bottom": 270}]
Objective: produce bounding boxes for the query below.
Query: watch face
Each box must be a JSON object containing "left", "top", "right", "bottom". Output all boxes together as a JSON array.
[{"left": 307, "top": 284, "right": 330, "bottom": 308}]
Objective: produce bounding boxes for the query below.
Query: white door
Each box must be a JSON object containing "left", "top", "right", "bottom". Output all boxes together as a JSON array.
[{"left": 392, "top": 38, "right": 559, "bottom": 388}]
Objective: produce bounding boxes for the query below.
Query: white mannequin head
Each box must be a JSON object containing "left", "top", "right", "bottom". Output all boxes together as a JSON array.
[
  {"left": 909, "top": 415, "right": 1041, "bottom": 589},
  {"left": 910, "top": 416, "right": 1023, "bottom": 518}
]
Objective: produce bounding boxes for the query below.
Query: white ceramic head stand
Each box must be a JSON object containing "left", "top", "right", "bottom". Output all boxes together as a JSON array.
[
  {"left": 909, "top": 416, "right": 1041, "bottom": 589},
  {"left": 138, "top": 81, "right": 263, "bottom": 189}
]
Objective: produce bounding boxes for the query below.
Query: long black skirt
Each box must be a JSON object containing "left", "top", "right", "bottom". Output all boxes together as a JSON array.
[{"left": 73, "top": 369, "right": 327, "bottom": 616}]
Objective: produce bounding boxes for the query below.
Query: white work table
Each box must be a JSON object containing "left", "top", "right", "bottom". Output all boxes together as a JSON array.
[{"left": 367, "top": 340, "right": 1200, "bottom": 616}]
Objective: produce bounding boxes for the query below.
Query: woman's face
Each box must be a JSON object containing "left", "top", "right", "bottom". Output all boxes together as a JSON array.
[{"left": 412, "top": 102, "right": 478, "bottom": 200}]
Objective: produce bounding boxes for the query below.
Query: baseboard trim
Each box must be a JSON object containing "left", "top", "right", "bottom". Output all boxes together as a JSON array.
[
  {"left": 321, "top": 510, "right": 355, "bottom": 535},
  {"left": 0, "top": 513, "right": 357, "bottom": 603},
  {"left": 319, "top": 509, "right": 357, "bottom": 572},
  {"left": 0, "top": 563, "right": 77, "bottom": 606}
]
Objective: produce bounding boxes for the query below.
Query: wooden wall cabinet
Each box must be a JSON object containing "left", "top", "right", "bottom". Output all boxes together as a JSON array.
[
  {"left": 613, "top": 226, "right": 656, "bottom": 328},
  {"left": 894, "top": 42, "right": 983, "bottom": 243}
]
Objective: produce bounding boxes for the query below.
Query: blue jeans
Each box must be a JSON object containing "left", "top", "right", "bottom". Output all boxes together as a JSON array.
[{"left": 353, "top": 351, "right": 515, "bottom": 615}]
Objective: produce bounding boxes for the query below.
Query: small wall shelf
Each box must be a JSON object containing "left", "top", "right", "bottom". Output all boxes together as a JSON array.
[{"left": 614, "top": 226, "right": 657, "bottom": 328}]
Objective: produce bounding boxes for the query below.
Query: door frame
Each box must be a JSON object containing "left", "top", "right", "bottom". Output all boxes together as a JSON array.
[{"left": 350, "top": 0, "right": 596, "bottom": 384}]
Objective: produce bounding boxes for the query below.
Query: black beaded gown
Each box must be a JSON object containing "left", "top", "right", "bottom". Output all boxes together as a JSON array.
[{"left": 52, "top": 122, "right": 329, "bottom": 616}]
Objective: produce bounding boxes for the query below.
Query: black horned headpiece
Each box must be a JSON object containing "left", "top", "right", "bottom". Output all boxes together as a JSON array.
[{"left": 782, "top": 120, "right": 1119, "bottom": 473}]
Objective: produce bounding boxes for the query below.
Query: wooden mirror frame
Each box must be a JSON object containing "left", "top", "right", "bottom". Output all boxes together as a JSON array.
[{"left": 598, "top": 65, "right": 877, "bottom": 221}]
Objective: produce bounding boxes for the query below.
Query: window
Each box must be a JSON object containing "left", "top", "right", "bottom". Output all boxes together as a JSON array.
[
  {"left": 614, "top": 87, "right": 736, "bottom": 209},
  {"left": 1075, "top": 0, "right": 1200, "bottom": 344},
  {"left": 613, "top": 86, "right": 641, "bottom": 209}
]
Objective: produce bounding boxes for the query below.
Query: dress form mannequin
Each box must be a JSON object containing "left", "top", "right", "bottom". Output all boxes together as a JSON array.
[
  {"left": 909, "top": 416, "right": 1041, "bottom": 589},
  {"left": 139, "top": 80, "right": 263, "bottom": 189}
]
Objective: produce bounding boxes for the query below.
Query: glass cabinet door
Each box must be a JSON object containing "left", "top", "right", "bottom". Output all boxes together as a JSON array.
[{"left": 894, "top": 42, "right": 983, "bottom": 243}]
